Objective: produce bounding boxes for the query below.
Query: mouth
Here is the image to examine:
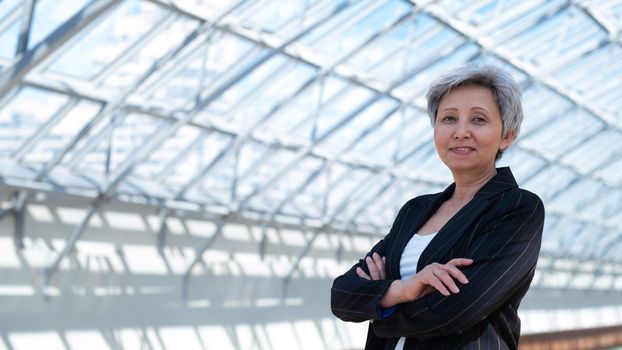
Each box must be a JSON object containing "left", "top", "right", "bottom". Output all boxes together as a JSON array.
[{"left": 449, "top": 146, "right": 475, "bottom": 154}]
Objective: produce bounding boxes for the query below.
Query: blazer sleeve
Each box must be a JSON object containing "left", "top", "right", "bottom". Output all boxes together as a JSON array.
[
  {"left": 330, "top": 199, "right": 414, "bottom": 322},
  {"left": 372, "top": 190, "right": 545, "bottom": 339}
]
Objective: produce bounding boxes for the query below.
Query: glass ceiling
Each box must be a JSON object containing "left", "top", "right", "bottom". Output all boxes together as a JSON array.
[{"left": 0, "top": 0, "right": 622, "bottom": 289}]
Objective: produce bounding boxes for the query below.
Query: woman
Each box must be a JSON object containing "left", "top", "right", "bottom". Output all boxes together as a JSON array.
[{"left": 331, "top": 64, "right": 545, "bottom": 350}]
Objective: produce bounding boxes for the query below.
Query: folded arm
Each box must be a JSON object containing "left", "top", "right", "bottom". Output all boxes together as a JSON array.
[
  {"left": 330, "top": 200, "right": 415, "bottom": 322},
  {"left": 373, "top": 192, "right": 545, "bottom": 339}
]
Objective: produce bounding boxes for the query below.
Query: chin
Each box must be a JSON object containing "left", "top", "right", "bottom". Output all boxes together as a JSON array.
[{"left": 442, "top": 159, "right": 492, "bottom": 173}]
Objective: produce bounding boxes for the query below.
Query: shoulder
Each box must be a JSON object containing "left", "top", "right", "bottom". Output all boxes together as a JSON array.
[{"left": 493, "top": 186, "right": 545, "bottom": 219}]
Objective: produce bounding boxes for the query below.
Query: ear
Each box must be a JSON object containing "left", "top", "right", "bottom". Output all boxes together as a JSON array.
[{"left": 500, "top": 130, "right": 516, "bottom": 151}]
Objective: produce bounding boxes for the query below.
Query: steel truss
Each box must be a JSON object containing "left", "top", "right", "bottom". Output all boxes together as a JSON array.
[{"left": 0, "top": 0, "right": 620, "bottom": 299}]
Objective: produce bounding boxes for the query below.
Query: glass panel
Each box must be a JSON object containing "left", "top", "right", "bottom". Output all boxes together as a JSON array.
[
  {"left": 47, "top": 0, "right": 166, "bottom": 79},
  {"left": 345, "top": 106, "right": 425, "bottom": 166},
  {"left": 225, "top": 61, "right": 316, "bottom": 125},
  {"left": 29, "top": 0, "right": 91, "bottom": 49},
  {"left": 177, "top": 0, "right": 243, "bottom": 19},
  {"left": 595, "top": 156, "right": 622, "bottom": 187},
  {"left": 235, "top": 0, "right": 317, "bottom": 34},
  {"left": 396, "top": 41, "right": 480, "bottom": 98},
  {"left": 548, "top": 177, "right": 603, "bottom": 213},
  {"left": 197, "top": 145, "right": 299, "bottom": 206},
  {"left": 0, "top": 13, "right": 20, "bottom": 60},
  {"left": 0, "top": 87, "right": 68, "bottom": 156},
  {"left": 0, "top": 0, "right": 23, "bottom": 21},
  {"left": 496, "top": 148, "right": 547, "bottom": 184},
  {"left": 67, "top": 113, "right": 165, "bottom": 182},
  {"left": 520, "top": 111, "right": 603, "bottom": 160},
  {"left": 249, "top": 156, "right": 325, "bottom": 214},
  {"left": 300, "top": 0, "right": 410, "bottom": 63},
  {"left": 199, "top": 56, "right": 316, "bottom": 126},
  {"left": 147, "top": 31, "right": 258, "bottom": 109},
  {"left": 579, "top": 189, "right": 622, "bottom": 222},
  {"left": 169, "top": 131, "right": 232, "bottom": 202},
  {"left": 318, "top": 97, "right": 398, "bottom": 155},
  {"left": 100, "top": 17, "right": 200, "bottom": 91},
  {"left": 296, "top": 82, "right": 375, "bottom": 144},
  {"left": 520, "top": 84, "right": 574, "bottom": 137},
  {"left": 0, "top": 0, "right": 620, "bottom": 295},
  {"left": 540, "top": 215, "right": 562, "bottom": 253},
  {"left": 561, "top": 130, "right": 622, "bottom": 173},
  {"left": 523, "top": 164, "right": 576, "bottom": 201},
  {"left": 22, "top": 100, "right": 101, "bottom": 166},
  {"left": 132, "top": 125, "right": 202, "bottom": 179},
  {"left": 338, "top": 174, "right": 394, "bottom": 223}
]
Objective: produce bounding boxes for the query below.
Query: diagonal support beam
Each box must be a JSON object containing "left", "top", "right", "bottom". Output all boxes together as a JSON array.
[
  {"left": 15, "top": 0, "right": 36, "bottom": 56},
  {"left": 181, "top": 214, "right": 231, "bottom": 301},
  {"left": 406, "top": 0, "right": 622, "bottom": 133},
  {"left": 283, "top": 169, "right": 392, "bottom": 285},
  {"left": 42, "top": 195, "right": 107, "bottom": 298},
  {"left": 0, "top": 0, "right": 118, "bottom": 99},
  {"left": 12, "top": 191, "right": 27, "bottom": 250}
]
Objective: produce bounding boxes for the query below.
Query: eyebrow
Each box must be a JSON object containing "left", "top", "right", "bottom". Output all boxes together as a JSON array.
[
  {"left": 471, "top": 107, "right": 491, "bottom": 113},
  {"left": 439, "top": 107, "right": 491, "bottom": 113}
]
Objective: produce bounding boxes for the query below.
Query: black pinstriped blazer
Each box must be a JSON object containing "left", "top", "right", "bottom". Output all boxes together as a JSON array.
[{"left": 331, "top": 167, "right": 545, "bottom": 349}]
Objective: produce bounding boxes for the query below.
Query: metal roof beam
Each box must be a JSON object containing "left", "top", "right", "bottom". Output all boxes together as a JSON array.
[
  {"left": 575, "top": 0, "right": 621, "bottom": 44},
  {"left": 146, "top": 0, "right": 414, "bottom": 104},
  {"left": 15, "top": 0, "right": 35, "bottom": 56},
  {"left": 406, "top": 0, "right": 622, "bottom": 132},
  {"left": 18, "top": 72, "right": 622, "bottom": 233},
  {"left": 18, "top": 74, "right": 436, "bottom": 185},
  {"left": 0, "top": 4, "right": 23, "bottom": 42},
  {"left": 0, "top": 0, "right": 118, "bottom": 99}
]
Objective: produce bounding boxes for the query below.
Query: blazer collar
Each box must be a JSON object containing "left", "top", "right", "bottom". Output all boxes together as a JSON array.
[
  {"left": 432, "top": 166, "right": 517, "bottom": 203},
  {"left": 472, "top": 166, "right": 518, "bottom": 199}
]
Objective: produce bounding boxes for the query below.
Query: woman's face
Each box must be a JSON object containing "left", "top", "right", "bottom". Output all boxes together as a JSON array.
[{"left": 433, "top": 84, "right": 514, "bottom": 174}]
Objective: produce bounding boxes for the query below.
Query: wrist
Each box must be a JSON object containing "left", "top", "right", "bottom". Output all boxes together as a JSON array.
[
  {"left": 401, "top": 274, "right": 426, "bottom": 302},
  {"left": 379, "top": 280, "right": 405, "bottom": 308}
]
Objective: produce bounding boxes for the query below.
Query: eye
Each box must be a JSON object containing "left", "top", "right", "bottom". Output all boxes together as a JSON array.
[
  {"left": 441, "top": 115, "right": 457, "bottom": 123},
  {"left": 472, "top": 116, "right": 487, "bottom": 124}
]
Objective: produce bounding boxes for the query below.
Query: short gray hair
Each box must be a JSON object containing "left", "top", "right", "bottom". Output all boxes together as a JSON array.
[{"left": 426, "top": 64, "right": 524, "bottom": 159}]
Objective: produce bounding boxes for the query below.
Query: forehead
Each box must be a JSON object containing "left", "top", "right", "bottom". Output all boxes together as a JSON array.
[{"left": 438, "top": 84, "right": 497, "bottom": 108}]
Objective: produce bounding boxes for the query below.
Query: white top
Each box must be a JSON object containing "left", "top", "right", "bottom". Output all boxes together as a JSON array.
[{"left": 395, "top": 232, "right": 438, "bottom": 350}]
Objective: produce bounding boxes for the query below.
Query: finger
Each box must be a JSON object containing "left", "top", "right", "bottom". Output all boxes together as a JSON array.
[
  {"left": 382, "top": 257, "right": 387, "bottom": 279},
  {"left": 372, "top": 253, "right": 386, "bottom": 280},
  {"left": 419, "top": 266, "right": 450, "bottom": 295},
  {"left": 447, "top": 258, "right": 474, "bottom": 267},
  {"left": 444, "top": 264, "right": 469, "bottom": 284},
  {"left": 356, "top": 267, "right": 371, "bottom": 280},
  {"left": 427, "top": 276, "right": 450, "bottom": 296},
  {"left": 432, "top": 268, "right": 460, "bottom": 294},
  {"left": 366, "top": 256, "right": 380, "bottom": 280}
]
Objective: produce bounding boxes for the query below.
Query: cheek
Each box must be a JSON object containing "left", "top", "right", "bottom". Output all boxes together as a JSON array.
[
  {"left": 433, "top": 126, "right": 448, "bottom": 143},
  {"left": 433, "top": 129, "right": 445, "bottom": 150}
]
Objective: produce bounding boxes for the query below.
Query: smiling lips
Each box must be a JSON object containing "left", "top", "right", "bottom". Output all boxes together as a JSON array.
[{"left": 450, "top": 146, "right": 475, "bottom": 154}]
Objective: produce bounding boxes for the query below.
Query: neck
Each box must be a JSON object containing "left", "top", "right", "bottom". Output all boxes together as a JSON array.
[{"left": 450, "top": 166, "right": 497, "bottom": 202}]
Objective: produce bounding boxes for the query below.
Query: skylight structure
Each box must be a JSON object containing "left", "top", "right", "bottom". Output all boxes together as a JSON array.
[{"left": 1, "top": 0, "right": 621, "bottom": 318}]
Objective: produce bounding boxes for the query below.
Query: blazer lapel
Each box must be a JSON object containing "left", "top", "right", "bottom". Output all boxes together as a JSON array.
[
  {"left": 387, "top": 185, "right": 454, "bottom": 278},
  {"left": 416, "top": 167, "right": 518, "bottom": 271},
  {"left": 417, "top": 196, "right": 490, "bottom": 270}
]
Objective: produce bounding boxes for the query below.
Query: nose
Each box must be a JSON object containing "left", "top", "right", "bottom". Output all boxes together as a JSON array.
[{"left": 453, "top": 119, "right": 471, "bottom": 139}]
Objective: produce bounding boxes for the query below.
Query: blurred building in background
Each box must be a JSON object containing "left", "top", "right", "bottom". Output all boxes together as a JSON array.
[{"left": 0, "top": 0, "right": 621, "bottom": 349}]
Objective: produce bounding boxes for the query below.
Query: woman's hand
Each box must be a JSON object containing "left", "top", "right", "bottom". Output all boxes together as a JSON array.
[
  {"left": 403, "top": 258, "right": 473, "bottom": 299},
  {"left": 377, "top": 258, "right": 473, "bottom": 308},
  {"left": 356, "top": 252, "right": 386, "bottom": 280}
]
